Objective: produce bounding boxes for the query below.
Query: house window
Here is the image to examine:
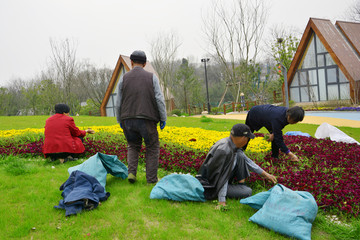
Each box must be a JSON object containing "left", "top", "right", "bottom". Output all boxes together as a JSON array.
[
  {"left": 299, "top": 37, "right": 316, "bottom": 69},
  {"left": 340, "top": 83, "right": 350, "bottom": 99},
  {"left": 289, "top": 33, "right": 350, "bottom": 102},
  {"left": 317, "top": 55, "right": 325, "bottom": 67},
  {"left": 318, "top": 69, "right": 327, "bottom": 101},
  {"left": 328, "top": 85, "right": 339, "bottom": 99},
  {"left": 327, "top": 68, "right": 337, "bottom": 83},
  {"left": 316, "top": 35, "right": 327, "bottom": 53},
  {"left": 105, "top": 65, "right": 126, "bottom": 117},
  {"left": 290, "top": 88, "right": 300, "bottom": 102}
]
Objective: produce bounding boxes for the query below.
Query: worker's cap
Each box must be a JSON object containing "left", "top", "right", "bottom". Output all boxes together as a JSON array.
[
  {"left": 130, "top": 50, "right": 147, "bottom": 63},
  {"left": 230, "top": 124, "right": 255, "bottom": 139}
]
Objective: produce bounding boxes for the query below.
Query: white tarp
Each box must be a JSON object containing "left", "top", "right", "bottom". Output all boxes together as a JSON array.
[{"left": 315, "top": 122, "right": 360, "bottom": 145}]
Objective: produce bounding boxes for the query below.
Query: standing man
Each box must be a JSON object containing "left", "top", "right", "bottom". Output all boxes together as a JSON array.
[
  {"left": 115, "top": 50, "right": 167, "bottom": 184},
  {"left": 196, "top": 124, "right": 277, "bottom": 208},
  {"left": 245, "top": 104, "right": 305, "bottom": 162}
]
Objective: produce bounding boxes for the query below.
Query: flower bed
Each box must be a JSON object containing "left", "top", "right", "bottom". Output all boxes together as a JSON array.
[
  {"left": 1, "top": 126, "right": 359, "bottom": 217},
  {"left": 334, "top": 107, "right": 360, "bottom": 111},
  {"left": 249, "top": 135, "right": 360, "bottom": 217}
]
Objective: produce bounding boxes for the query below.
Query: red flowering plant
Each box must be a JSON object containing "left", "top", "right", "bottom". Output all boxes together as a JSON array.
[
  {"left": 247, "top": 135, "right": 360, "bottom": 217},
  {"left": 1, "top": 130, "right": 360, "bottom": 217}
]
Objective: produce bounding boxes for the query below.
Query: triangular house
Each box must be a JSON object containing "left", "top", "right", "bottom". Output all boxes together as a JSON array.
[
  {"left": 100, "top": 55, "right": 175, "bottom": 117},
  {"left": 286, "top": 18, "right": 360, "bottom": 104}
]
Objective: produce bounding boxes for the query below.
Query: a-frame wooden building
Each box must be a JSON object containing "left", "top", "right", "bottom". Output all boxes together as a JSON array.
[
  {"left": 286, "top": 18, "right": 360, "bottom": 104},
  {"left": 100, "top": 55, "right": 174, "bottom": 117}
]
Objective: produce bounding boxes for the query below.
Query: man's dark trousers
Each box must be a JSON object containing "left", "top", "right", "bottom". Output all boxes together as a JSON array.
[{"left": 122, "top": 118, "right": 159, "bottom": 183}]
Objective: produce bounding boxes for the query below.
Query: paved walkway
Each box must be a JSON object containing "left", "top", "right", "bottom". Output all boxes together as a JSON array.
[{"left": 194, "top": 112, "right": 360, "bottom": 128}]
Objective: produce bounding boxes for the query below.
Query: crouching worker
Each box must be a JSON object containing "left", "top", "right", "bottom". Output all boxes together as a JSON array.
[
  {"left": 245, "top": 104, "right": 305, "bottom": 161},
  {"left": 196, "top": 124, "right": 277, "bottom": 208},
  {"left": 43, "top": 104, "right": 95, "bottom": 163}
]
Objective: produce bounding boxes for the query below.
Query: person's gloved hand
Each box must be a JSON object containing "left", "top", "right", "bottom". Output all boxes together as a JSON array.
[{"left": 160, "top": 121, "right": 166, "bottom": 130}]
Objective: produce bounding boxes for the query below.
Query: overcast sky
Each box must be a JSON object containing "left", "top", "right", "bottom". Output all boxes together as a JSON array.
[{"left": 0, "top": 0, "right": 356, "bottom": 87}]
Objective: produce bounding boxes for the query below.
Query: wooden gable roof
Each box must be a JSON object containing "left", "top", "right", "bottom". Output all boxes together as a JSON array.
[
  {"left": 100, "top": 55, "right": 159, "bottom": 116},
  {"left": 336, "top": 20, "right": 360, "bottom": 57},
  {"left": 287, "top": 18, "right": 360, "bottom": 100}
]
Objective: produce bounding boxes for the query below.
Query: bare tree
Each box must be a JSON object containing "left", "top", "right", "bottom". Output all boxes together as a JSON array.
[
  {"left": 49, "top": 38, "right": 80, "bottom": 112},
  {"left": 150, "top": 32, "right": 181, "bottom": 112},
  {"left": 202, "top": 0, "right": 268, "bottom": 102},
  {"left": 77, "top": 61, "right": 112, "bottom": 109},
  {"left": 22, "top": 79, "right": 41, "bottom": 115},
  {"left": 346, "top": 0, "right": 360, "bottom": 22},
  {"left": 265, "top": 24, "right": 302, "bottom": 58},
  {"left": 3, "top": 78, "right": 26, "bottom": 115}
]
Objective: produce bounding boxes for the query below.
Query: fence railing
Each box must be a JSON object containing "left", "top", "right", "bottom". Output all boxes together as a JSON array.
[{"left": 187, "top": 90, "right": 283, "bottom": 115}]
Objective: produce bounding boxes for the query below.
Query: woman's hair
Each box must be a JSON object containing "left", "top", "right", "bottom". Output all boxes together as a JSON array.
[
  {"left": 286, "top": 106, "right": 305, "bottom": 122},
  {"left": 55, "top": 104, "right": 70, "bottom": 114}
]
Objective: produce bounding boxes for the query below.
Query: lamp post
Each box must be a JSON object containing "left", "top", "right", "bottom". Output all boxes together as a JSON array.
[
  {"left": 277, "top": 38, "right": 289, "bottom": 108},
  {"left": 201, "top": 58, "right": 211, "bottom": 113},
  {"left": 240, "top": 92, "right": 245, "bottom": 112}
]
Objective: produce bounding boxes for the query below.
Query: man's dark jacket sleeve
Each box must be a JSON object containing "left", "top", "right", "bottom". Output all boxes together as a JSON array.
[{"left": 196, "top": 141, "right": 235, "bottom": 200}]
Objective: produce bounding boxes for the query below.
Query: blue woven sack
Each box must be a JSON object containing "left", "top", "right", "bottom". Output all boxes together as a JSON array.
[
  {"left": 150, "top": 174, "right": 205, "bottom": 202},
  {"left": 240, "top": 184, "right": 318, "bottom": 240},
  {"left": 285, "top": 131, "right": 311, "bottom": 137},
  {"left": 68, "top": 152, "right": 128, "bottom": 189}
]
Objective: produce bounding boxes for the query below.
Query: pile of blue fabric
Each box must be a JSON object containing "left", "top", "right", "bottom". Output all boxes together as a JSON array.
[
  {"left": 54, "top": 170, "right": 110, "bottom": 216},
  {"left": 54, "top": 152, "right": 128, "bottom": 216},
  {"left": 68, "top": 152, "right": 128, "bottom": 189}
]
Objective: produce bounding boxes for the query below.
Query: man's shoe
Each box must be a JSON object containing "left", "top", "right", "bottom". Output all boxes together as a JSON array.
[{"left": 128, "top": 173, "right": 136, "bottom": 183}]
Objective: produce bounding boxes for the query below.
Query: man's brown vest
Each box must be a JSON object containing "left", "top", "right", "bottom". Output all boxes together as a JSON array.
[{"left": 120, "top": 67, "right": 160, "bottom": 122}]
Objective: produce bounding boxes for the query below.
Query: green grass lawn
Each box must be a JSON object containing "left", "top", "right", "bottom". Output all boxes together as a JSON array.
[
  {"left": 1, "top": 115, "right": 360, "bottom": 239},
  {"left": 0, "top": 156, "right": 343, "bottom": 240},
  {"left": 1, "top": 115, "right": 359, "bottom": 141}
]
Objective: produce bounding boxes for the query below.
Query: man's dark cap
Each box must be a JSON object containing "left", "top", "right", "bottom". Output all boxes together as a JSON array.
[
  {"left": 230, "top": 124, "right": 255, "bottom": 139},
  {"left": 55, "top": 104, "right": 70, "bottom": 114},
  {"left": 130, "top": 50, "right": 147, "bottom": 63}
]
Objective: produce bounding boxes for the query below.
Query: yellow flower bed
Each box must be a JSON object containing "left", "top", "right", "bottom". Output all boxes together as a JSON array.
[
  {"left": 158, "top": 126, "right": 270, "bottom": 152},
  {"left": 0, "top": 128, "right": 44, "bottom": 138},
  {"left": 0, "top": 125, "right": 271, "bottom": 153}
]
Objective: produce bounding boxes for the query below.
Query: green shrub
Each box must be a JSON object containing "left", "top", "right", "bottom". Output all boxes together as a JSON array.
[
  {"left": 80, "top": 99, "right": 100, "bottom": 116},
  {"left": 200, "top": 116, "right": 213, "bottom": 122},
  {"left": 210, "top": 107, "right": 221, "bottom": 115},
  {"left": 170, "top": 109, "right": 182, "bottom": 116}
]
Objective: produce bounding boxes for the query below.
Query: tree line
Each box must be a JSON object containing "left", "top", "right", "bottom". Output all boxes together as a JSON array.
[
  {"left": 8, "top": 0, "right": 360, "bottom": 116},
  {"left": 0, "top": 38, "right": 112, "bottom": 116}
]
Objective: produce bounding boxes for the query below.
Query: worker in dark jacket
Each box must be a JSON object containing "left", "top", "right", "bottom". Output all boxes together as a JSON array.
[
  {"left": 115, "top": 50, "right": 167, "bottom": 184},
  {"left": 245, "top": 104, "right": 305, "bottom": 162},
  {"left": 196, "top": 124, "right": 277, "bottom": 208}
]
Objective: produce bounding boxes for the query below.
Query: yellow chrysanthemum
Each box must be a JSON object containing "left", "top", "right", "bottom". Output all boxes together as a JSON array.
[{"left": 0, "top": 125, "right": 271, "bottom": 153}]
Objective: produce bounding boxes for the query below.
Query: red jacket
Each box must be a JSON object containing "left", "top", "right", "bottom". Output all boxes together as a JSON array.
[{"left": 43, "top": 114, "right": 86, "bottom": 156}]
